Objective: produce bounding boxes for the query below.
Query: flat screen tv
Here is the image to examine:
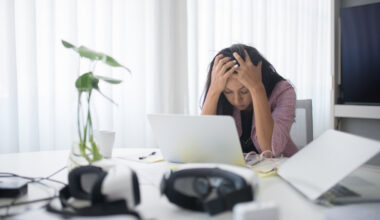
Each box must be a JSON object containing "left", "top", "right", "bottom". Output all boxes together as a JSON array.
[{"left": 340, "top": 3, "right": 380, "bottom": 105}]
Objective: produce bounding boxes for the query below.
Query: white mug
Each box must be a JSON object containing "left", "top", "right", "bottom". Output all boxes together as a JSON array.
[{"left": 93, "top": 130, "right": 115, "bottom": 158}]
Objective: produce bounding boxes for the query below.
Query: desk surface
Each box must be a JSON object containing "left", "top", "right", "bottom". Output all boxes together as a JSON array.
[{"left": 0, "top": 148, "right": 328, "bottom": 220}]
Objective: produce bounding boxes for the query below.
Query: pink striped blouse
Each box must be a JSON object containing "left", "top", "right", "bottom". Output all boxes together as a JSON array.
[{"left": 232, "top": 80, "right": 298, "bottom": 157}]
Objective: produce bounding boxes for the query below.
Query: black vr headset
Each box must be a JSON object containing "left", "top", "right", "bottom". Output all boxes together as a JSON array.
[
  {"left": 47, "top": 161, "right": 141, "bottom": 219},
  {"left": 160, "top": 164, "right": 258, "bottom": 215}
]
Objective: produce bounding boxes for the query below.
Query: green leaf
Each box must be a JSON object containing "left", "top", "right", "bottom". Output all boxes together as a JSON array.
[
  {"left": 104, "top": 55, "right": 121, "bottom": 67},
  {"left": 75, "top": 72, "right": 99, "bottom": 92},
  {"left": 61, "top": 39, "right": 131, "bottom": 72},
  {"left": 104, "top": 56, "right": 131, "bottom": 73},
  {"left": 62, "top": 40, "right": 75, "bottom": 49},
  {"left": 94, "top": 75, "right": 122, "bottom": 84},
  {"left": 77, "top": 46, "right": 103, "bottom": 61}
]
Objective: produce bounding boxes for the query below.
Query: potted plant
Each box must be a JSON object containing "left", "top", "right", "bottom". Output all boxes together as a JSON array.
[{"left": 62, "top": 40, "right": 130, "bottom": 168}]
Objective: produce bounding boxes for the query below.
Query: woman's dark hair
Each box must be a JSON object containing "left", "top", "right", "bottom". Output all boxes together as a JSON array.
[{"left": 201, "top": 44, "right": 284, "bottom": 115}]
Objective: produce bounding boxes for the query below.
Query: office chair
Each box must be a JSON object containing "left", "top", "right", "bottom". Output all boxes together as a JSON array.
[{"left": 290, "top": 99, "right": 313, "bottom": 149}]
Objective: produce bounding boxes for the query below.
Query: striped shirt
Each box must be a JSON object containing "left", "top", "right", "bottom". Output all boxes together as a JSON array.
[{"left": 232, "top": 80, "right": 298, "bottom": 157}]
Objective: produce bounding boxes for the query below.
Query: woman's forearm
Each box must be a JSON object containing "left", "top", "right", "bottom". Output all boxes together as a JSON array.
[
  {"left": 250, "top": 83, "right": 274, "bottom": 152},
  {"left": 201, "top": 87, "right": 221, "bottom": 115}
]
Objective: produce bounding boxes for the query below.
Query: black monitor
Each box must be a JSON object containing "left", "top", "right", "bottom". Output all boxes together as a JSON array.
[{"left": 340, "top": 3, "right": 380, "bottom": 105}]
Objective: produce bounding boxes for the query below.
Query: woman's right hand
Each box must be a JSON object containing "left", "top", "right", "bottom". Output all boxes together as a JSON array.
[{"left": 210, "top": 54, "right": 238, "bottom": 94}]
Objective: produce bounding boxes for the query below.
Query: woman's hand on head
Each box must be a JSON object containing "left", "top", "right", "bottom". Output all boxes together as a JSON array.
[
  {"left": 210, "top": 54, "right": 238, "bottom": 94},
  {"left": 232, "top": 50, "right": 263, "bottom": 92}
]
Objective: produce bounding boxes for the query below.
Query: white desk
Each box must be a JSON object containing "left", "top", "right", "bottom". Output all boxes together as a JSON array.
[{"left": 0, "top": 148, "right": 328, "bottom": 219}]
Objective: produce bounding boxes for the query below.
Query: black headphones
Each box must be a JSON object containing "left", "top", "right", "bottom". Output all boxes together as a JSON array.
[
  {"left": 47, "top": 165, "right": 141, "bottom": 219},
  {"left": 160, "top": 164, "right": 257, "bottom": 215}
]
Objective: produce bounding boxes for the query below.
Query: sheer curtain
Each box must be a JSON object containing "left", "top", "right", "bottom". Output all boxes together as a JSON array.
[
  {"left": 0, "top": 0, "right": 188, "bottom": 153},
  {"left": 0, "top": 0, "right": 331, "bottom": 153}
]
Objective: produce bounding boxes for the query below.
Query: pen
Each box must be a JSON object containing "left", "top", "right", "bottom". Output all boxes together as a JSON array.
[{"left": 138, "top": 151, "right": 156, "bottom": 160}]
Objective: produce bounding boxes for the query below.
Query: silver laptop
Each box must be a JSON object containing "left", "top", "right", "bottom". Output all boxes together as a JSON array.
[
  {"left": 147, "top": 114, "right": 246, "bottom": 166},
  {"left": 278, "top": 129, "right": 380, "bottom": 204}
]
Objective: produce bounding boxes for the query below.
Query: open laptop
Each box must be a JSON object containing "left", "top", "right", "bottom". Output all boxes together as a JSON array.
[
  {"left": 278, "top": 129, "right": 380, "bottom": 204},
  {"left": 147, "top": 114, "right": 246, "bottom": 166}
]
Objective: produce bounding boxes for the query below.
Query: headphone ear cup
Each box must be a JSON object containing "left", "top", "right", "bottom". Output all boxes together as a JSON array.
[
  {"left": 160, "top": 174, "right": 168, "bottom": 195},
  {"left": 193, "top": 177, "right": 211, "bottom": 198},
  {"left": 90, "top": 172, "right": 107, "bottom": 204},
  {"left": 131, "top": 170, "right": 141, "bottom": 206},
  {"left": 68, "top": 166, "right": 105, "bottom": 200},
  {"left": 216, "top": 180, "right": 235, "bottom": 196}
]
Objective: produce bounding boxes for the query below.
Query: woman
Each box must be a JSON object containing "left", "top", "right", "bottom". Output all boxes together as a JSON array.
[{"left": 201, "top": 44, "right": 298, "bottom": 157}]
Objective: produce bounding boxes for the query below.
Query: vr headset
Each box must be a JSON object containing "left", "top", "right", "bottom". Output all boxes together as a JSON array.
[
  {"left": 160, "top": 163, "right": 258, "bottom": 215},
  {"left": 47, "top": 160, "right": 141, "bottom": 219}
]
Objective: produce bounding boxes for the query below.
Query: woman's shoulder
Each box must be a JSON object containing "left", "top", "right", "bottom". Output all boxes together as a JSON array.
[
  {"left": 269, "top": 80, "right": 296, "bottom": 103},
  {"left": 274, "top": 80, "right": 294, "bottom": 90},
  {"left": 272, "top": 80, "right": 295, "bottom": 95}
]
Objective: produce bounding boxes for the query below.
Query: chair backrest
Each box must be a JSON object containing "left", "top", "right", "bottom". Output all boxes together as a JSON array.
[{"left": 290, "top": 99, "right": 313, "bottom": 149}]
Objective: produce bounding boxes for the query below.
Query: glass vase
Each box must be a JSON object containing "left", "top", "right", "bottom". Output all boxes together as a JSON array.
[
  {"left": 67, "top": 91, "right": 103, "bottom": 170},
  {"left": 67, "top": 141, "right": 90, "bottom": 171}
]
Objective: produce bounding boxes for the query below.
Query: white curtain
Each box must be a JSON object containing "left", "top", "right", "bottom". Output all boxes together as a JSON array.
[
  {"left": 0, "top": 0, "right": 331, "bottom": 153},
  {"left": 0, "top": 0, "right": 188, "bottom": 153}
]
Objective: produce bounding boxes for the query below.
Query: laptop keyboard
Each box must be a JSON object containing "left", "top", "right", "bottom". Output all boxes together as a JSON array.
[{"left": 323, "top": 184, "right": 360, "bottom": 199}]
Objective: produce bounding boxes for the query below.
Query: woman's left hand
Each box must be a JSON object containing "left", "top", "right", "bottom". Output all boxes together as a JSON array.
[{"left": 232, "top": 50, "right": 263, "bottom": 91}]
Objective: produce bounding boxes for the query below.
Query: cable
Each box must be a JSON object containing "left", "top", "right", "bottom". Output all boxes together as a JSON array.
[
  {"left": 0, "top": 196, "right": 58, "bottom": 209},
  {"left": 0, "top": 166, "right": 67, "bottom": 186},
  {"left": 46, "top": 166, "right": 66, "bottom": 179},
  {"left": 0, "top": 173, "right": 53, "bottom": 217},
  {"left": 0, "top": 166, "right": 67, "bottom": 218}
]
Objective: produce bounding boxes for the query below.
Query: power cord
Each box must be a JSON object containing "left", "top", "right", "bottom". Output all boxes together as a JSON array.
[{"left": 0, "top": 166, "right": 67, "bottom": 218}]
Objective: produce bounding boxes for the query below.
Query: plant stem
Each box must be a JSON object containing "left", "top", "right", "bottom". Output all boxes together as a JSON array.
[
  {"left": 83, "top": 91, "right": 91, "bottom": 145},
  {"left": 86, "top": 91, "right": 102, "bottom": 162},
  {"left": 76, "top": 61, "right": 104, "bottom": 164},
  {"left": 88, "top": 112, "right": 102, "bottom": 162},
  {"left": 79, "top": 141, "right": 91, "bottom": 163},
  {"left": 79, "top": 90, "right": 94, "bottom": 163},
  {"left": 77, "top": 92, "right": 83, "bottom": 142}
]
